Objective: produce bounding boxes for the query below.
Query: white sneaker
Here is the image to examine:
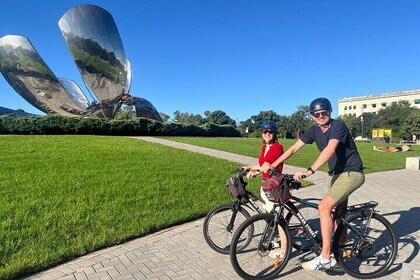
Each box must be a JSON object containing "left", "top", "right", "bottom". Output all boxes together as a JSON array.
[
  {"left": 302, "top": 255, "right": 331, "bottom": 270},
  {"left": 330, "top": 253, "right": 337, "bottom": 266},
  {"left": 269, "top": 241, "right": 283, "bottom": 259}
]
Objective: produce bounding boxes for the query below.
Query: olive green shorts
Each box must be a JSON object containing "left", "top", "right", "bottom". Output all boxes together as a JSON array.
[{"left": 328, "top": 171, "right": 365, "bottom": 205}]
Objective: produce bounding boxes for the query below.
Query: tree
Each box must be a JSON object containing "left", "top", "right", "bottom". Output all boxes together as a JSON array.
[
  {"left": 343, "top": 101, "right": 419, "bottom": 141},
  {"left": 173, "top": 110, "right": 204, "bottom": 125},
  {"left": 238, "top": 119, "right": 255, "bottom": 136},
  {"left": 205, "top": 110, "right": 236, "bottom": 126},
  {"left": 241, "top": 108, "right": 313, "bottom": 139},
  {"left": 159, "top": 112, "right": 170, "bottom": 122},
  {"left": 359, "top": 112, "right": 377, "bottom": 139},
  {"left": 289, "top": 106, "right": 311, "bottom": 139},
  {"left": 338, "top": 114, "right": 360, "bottom": 137},
  {"left": 402, "top": 110, "right": 420, "bottom": 136},
  {"left": 374, "top": 101, "right": 416, "bottom": 139},
  {"left": 276, "top": 115, "right": 290, "bottom": 138},
  {"left": 242, "top": 110, "right": 282, "bottom": 137}
]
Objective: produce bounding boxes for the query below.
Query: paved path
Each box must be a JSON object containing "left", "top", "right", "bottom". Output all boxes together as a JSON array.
[
  {"left": 134, "top": 137, "right": 329, "bottom": 186},
  {"left": 27, "top": 137, "right": 420, "bottom": 280}
]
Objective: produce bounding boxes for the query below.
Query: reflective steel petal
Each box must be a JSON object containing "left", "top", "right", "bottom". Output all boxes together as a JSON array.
[
  {"left": 0, "top": 35, "right": 88, "bottom": 116},
  {"left": 124, "top": 58, "right": 132, "bottom": 95},
  {"left": 59, "top": 4, "right": 128, "bottom": 118},
  {"left": 58, "top": 78, "right": 90, "bottom": 110}
]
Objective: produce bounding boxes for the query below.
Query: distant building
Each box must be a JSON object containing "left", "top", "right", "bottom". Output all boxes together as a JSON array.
[{"left": 337, "top": 89, "right": 420, "bottom": 117}]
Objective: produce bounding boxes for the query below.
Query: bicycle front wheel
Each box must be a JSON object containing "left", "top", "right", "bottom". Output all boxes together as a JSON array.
[
  {"left": 333, "top": 212, "right": 398, "bottom": 279},
  {"left": 203, "top": 203, "right": 251, "bottom": 254},
  {"left": 230, "top": 213, "right": 292, "bottom": 280}
]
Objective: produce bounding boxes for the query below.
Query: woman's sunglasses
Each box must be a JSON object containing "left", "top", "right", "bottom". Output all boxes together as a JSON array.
[
  {"left": 312, "top": 111, "right": 329, "bottom": 118},
  {"left": 262, "top": 130, "right": 274, "bottom": 135}
]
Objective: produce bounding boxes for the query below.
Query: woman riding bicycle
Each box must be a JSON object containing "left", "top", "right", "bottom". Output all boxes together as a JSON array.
[
  {"left": 243, "top": 120, "right": 284, "bottom": 212},
  {"left": 261, "top": 97, "right": 365, "bottom": 271}
]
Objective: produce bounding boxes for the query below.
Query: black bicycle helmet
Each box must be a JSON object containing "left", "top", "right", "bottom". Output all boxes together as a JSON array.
[
  {"left": 309, "top": 97, "right": 332, "bottom": 114},
  {"left": 260, "top": 120, "right": 277, "bottom": 131}
]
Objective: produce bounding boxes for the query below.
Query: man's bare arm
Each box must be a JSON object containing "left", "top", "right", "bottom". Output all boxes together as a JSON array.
[
  {"left": 294, "top": 139, "right": 340, "bottom": 180},
  {"left": 311, "top": 139, "right": 339, "bottom": 171}
]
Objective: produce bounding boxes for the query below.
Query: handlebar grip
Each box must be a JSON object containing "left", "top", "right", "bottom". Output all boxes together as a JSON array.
[{"left": 267, "top": 168, "right": 277, "bottom": 177}]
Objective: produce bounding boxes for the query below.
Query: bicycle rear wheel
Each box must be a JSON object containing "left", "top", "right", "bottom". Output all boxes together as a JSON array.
[
  {"left": 285, "top": 200, "right": 320, "bottom": 251},
  {"left": 203, "top": 203, "right": 251, "bottom": 254},
  {"left": 333, "top": 212, "right": 397, "bottom": 279},
  {"left": 230, "top": 213, "right": 292, "bottom": 280}
]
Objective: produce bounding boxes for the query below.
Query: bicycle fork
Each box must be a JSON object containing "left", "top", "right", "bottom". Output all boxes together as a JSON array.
[
  {"left": 258, "top": 206, "right": 286, "bottom": 253},
  {"left": 226, "top": 201, "right": 241, "bottom": 232},
  {"left": 258, "top": 214, "right": 280, "bottom": 254}
]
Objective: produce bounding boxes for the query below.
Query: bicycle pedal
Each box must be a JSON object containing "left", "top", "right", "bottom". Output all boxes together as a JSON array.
[
  {"left": 343, "top": 250, "right": 351, "bottom": 258},
  {"left": 273, "top": 258, "right": 281, "bottom": 269},
  {"left": 325, "top": 265, "right": 344, "bottom": 274}
]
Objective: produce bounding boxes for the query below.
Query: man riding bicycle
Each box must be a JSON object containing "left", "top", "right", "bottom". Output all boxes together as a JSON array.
[{"left": 261, "top": 97, "right": 365, "bottom": 271}]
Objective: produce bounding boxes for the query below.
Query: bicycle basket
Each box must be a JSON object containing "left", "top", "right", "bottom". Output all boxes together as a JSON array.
[
  {"left": 226, "top": 176, "right": 246, "bottom": 197},
  {"left": 262, "top": 175, "right": 291, "bottom": 204}
]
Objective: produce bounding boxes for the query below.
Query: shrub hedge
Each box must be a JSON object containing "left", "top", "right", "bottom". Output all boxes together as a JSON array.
[{"left": 0, "top": 115, "right": 241, "bottom": 137}]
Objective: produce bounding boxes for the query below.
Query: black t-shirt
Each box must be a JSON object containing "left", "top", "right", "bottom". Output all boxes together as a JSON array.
[{"left": 300, "top": 119, "right": 363, "bottom": 175}]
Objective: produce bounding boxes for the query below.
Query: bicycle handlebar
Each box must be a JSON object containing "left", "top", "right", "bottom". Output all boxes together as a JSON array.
[
  {"left": 286, "top": 175, "right": 302, "bottom": 190},
  {"left": 268, "top": 168, "right": 306, "bottom": 180},
  {"left": 236, "top": 168, "right": 260, "bottom": 178},
  {"left": 266, "top": 169, "right": 302, "bottom": 190},
  {"left": 235, "top": 167, "right": 302, "bottom": 190}
]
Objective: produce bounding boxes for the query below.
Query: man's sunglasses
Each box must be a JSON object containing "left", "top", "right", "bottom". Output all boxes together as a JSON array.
[
  {"left": 262, "top": 130, "right": 274, "bottom": 134},
  {"left": 312, "top": 111, "right": 329, "bottom": 118}
]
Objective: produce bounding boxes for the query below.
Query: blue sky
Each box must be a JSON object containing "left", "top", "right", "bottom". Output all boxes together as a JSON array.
[{"left": 1, "top": 0, "right": 420, "bottom": 121}]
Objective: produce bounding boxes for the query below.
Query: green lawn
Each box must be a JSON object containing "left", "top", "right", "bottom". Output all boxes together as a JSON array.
[
  {"left": 0, "top": 135, "right": 261, "bottom": 279},
  {"left": 161, "top": 137, "right": 420, "bottom": 173},
  {"left": 1, "top": 135, "right": 418, "bottom": 279}
]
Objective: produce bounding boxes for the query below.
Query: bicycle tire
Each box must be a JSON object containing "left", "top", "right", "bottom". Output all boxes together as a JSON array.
[
  {"left": 333, "top": 212, "right": 397, "bottom": 279},
  {"left": 230, "top": 213, "right": 292, "bottom": 280},
  {"left": 203, "top": 203, "right": 252, "bottom": 254},
  {"left": 285, "top": 200, "right": 321, "bottom": 251}
]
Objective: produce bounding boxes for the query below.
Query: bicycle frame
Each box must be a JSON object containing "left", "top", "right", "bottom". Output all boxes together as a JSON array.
[
  {"left": 243, "top": 192, "right": 265, "bottom": 213},
  {"left": 283, "top": 198, "right": 322, "bottom": 245},
  {"left": 225, "top": 192, "right": 264, "bottom": 232},
  {"left": 337, "top": 202, "right": 377, "bottom": 241},
  {"left": 244, "top": 198, "right": 316, "bottom": 254},
  {"left": 279, "top": 197, "right": 379, "bottom": 253}
]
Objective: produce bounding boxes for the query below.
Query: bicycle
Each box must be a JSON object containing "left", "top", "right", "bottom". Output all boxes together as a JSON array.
[
  {"left": 203, "top": 168, "right": 320, "bottom": 254},
  {"left": 230, "top": 174, "right": 398, "bottom": 280}
]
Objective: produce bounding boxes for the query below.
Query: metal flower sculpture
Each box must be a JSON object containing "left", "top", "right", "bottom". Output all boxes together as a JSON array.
[{"left": 0, "top": 4, "right": 162, "bottom": 121}]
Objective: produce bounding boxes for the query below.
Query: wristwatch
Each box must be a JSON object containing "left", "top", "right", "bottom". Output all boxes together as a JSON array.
[{"left": 307, "top": 167, "right": 315, "bottom": 174}]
